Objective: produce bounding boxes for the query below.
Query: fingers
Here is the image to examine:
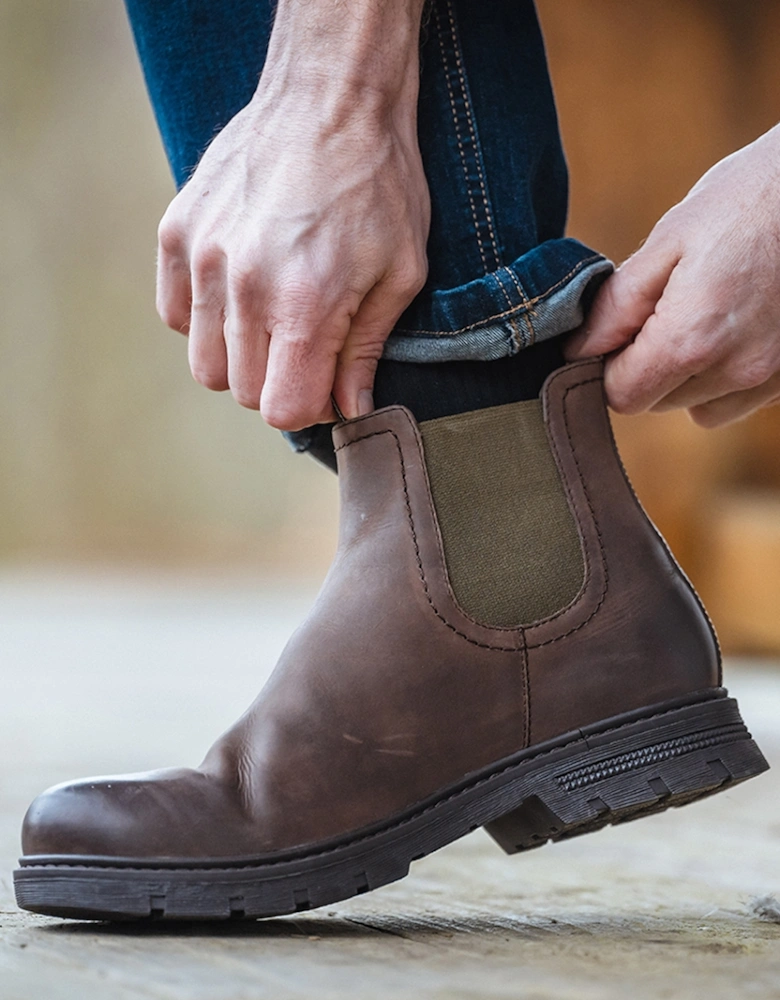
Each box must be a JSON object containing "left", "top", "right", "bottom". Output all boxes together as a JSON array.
[
  {"left": 157, "top": 227, "right": 423, "bottom": 426},
  {"left": 567, "top": 136, "right": 780, "bottom": 425},
  {"left": 330, "top": 263, "right": 426, "bottom": 420},
  {"left": 224, "top": 269, "right": 268, "bottom": 410},
  {"left": 600, "top": 309, "right": 698, "bottom": 413},
  {"left": 156, "top": 215, "right": 192, "bottom": 335},
  {"left": 651, "top": 347, "right": 780, "bottom": 412},
  {"left": 261, "top": 321, "right": 341, "bottom": 430},
  {"left": 565, "top": 235, "right": 681, "bottom": 361},
  {"left": 188, "top": 246, "right": 229, "bottom": 392},
  {"left": 257, "top": 276, "right": 356, "bottom": 429},
  {"left": 260, "top": 257, "right": 425, "bottom": 429},
  {"left": 579, "top": 225, "right": 723, "bottom": 414},
  {"left": 161, "top": 243, "right": 392, "bottom": 426},
  {"left": 332, "top": 352, "right": 378, "bottom": 420},
  {"left": 652, "top": 369, "right": 753, "bottom": 413},
  {"left": 688, "top": 370, "right": 780, "bottom": 428},
  {"left": 157, "top": 212, "right": 232, "bottom": 394},
  {"left": 158, "top": 221, "right": 267, "bottom": 407}
]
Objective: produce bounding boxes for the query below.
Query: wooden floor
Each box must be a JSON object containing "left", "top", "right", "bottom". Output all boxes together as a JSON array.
[{"left": 1, "top": 570, "right": 779, "bottom": 1000}]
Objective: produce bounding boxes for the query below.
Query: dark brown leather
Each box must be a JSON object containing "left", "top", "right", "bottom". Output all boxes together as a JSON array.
[
  {"left": 525, "top": 360, "right": 720, "bottom": 743},
  {"left": 22, "top": 358, "right": 719, "bottom": 861}
]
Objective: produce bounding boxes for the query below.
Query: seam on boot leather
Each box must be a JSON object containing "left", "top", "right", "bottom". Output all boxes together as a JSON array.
[
  {"left": 603, "top": 390, "right": 723, "bottom": 684},
  {"left": 336, "top": 427, "right": 524, "bottom": 653},
  {"left": 526, "top": 378, "right": 597, "bottom": 628},
  {"left": 335, "top": 365, "right": 608, "bottom": 648},
  {"left": 526, "top": 376, "right": 610, "bottom": 648}
]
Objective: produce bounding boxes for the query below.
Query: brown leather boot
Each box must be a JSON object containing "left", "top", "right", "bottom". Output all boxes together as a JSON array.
[{"left": 15, "top": 358, "right": 768, "bottom": 921}]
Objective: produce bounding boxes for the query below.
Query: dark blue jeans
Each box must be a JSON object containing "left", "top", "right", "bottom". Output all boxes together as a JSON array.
[{"left": 125, "top": 0, "right": 611, "bottom": 442}]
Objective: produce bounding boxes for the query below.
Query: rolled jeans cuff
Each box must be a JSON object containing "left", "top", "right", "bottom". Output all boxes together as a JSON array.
[{"left": 383, "top": 238, "right": 613, "bottom": 363}]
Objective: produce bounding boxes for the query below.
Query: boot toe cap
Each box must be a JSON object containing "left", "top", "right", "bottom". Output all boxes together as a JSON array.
[{"left": 21, "top": 768, "right": 233, "bottom": 860}]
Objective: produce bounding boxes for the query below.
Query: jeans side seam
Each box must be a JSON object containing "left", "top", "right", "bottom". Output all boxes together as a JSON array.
[
  {"left": 503, "top": 267, "right": 538, "bottom": 345},
  {"left": 434, "top": 3, "right": 487, "bottom": 273},
  {"left": 434, "top": 0, "right": 498, "bottom": 275},
  {"left": 443, "top": 0, "right": 502, "bottom": 270},
  {"left": 493, "top": 269, "right": 525, "bottom": 350}
]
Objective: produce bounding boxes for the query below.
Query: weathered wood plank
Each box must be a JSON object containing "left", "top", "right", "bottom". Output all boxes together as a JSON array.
[{"left": 1, "top": 575, "right": 779, "bottom": 1000}]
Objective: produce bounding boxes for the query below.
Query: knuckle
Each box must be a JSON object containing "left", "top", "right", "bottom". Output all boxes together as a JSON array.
[
  {"left": 674, "top": 337, "right": 714, "bottom": 375},
  {"left": 229, "top": 262, "right": 263, "bottom": 303},
  {"left": 608, "top": 390, "right": 641, "bottom": 416},
  {"left": 157, "top": 214, "right": 185, "bottom": 257},
  {"left": 267, "top": 320, "right": 320, "bottom": 356},
  {"left": 604, "top": 372, "right": 644, "bottom": 415},
  {"left": 231, "top": 388, "right": 261, "bottom": 410},
  {"left": 649, "top": 203, "right": 689, "bottom": 249},
  {"left": 733, "top": 357, "right": 774, "bottom": 390},
  {"left": 391, "top": 257, "right": 428, "bottom": 297},
  {"left": 651, "top": 206, "right": 680, "bottom": 237},
  {"left": 274, "top": 277, "right": 326, "bottom": 318},
  {"left": 190, "top": 241, "right": 224, "bottom": 284},
  {"left": 612, "top": 262, "right": 643, "bottom": 297},
  {"left": 221, "top": 314, "right": 243, "bottom": 343},
  {"left": 261, "top": 382, "right": 324, "bottom": 430}
]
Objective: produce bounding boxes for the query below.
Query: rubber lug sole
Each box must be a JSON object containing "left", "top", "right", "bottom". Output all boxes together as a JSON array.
[{"left": 14, "top": 691, "right": 768, "bottom": 921}]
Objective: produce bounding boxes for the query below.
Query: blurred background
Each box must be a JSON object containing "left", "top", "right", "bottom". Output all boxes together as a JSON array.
[{"left": 1, "top": 0, "right": 779, "bottom": 652}]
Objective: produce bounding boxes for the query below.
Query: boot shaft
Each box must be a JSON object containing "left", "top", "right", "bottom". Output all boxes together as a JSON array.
[{"left": 333, "top": 358, "right": 720, "bottom": 744}]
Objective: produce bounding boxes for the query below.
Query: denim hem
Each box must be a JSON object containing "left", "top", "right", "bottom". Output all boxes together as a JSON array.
[{"left": 383, "top": 238, "right": 613, "bottom": 363}]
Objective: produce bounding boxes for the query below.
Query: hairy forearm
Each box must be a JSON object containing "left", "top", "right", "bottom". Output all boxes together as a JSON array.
[{"left": 263, "top": 0, "right": 426, "bottom": 111}]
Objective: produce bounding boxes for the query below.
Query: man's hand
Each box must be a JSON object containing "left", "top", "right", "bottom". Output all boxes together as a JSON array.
[
  {"left": 156, "top": 0, "right": 429, "bottom": 430},
  {"left": 566, "top": 125, "right": 780, "bottom": 427}
]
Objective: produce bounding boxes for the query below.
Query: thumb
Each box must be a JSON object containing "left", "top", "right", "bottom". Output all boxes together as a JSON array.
[
  {"left": 565, "top": 238, "right": 680, "bottom": 360},
  {"left": 332, "top": 344, "right": 381, "bottom": 420},
  {"left": 332, "top": 281, "right": 409, "bottom": 420}
]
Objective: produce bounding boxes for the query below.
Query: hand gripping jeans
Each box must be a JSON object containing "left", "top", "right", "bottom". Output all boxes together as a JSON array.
[{"left": 124, "top": 0, "right": 612, "bottom": 446}]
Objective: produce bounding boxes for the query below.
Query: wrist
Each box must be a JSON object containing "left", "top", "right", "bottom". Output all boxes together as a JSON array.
[{"left": 260, "top": 0, "right": 424, "bottom": 112}]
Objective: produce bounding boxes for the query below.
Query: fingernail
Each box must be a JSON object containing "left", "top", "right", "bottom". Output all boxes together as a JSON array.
[{"left": 358, "top": 389, "right": 374, "bottom": 416}]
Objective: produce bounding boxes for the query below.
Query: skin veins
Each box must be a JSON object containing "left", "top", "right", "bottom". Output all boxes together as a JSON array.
[
  {"left": 155, "top": 0, "right": 429, "bottom": 430},
  {"left": 157, "top": 0, "right": 780, "bottom": 432}
]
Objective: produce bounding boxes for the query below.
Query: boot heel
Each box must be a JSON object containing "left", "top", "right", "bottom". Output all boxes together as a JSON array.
[{"left": 484, "top": 694, "right": 769, "bottom": 855}]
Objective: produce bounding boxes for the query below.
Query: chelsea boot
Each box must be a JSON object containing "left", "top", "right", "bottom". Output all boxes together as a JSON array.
[{"left": 15, "top": 358, "right": 768, "bottom": 920}]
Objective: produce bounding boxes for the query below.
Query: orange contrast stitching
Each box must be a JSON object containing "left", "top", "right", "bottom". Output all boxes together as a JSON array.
[
  {"left": 445, "top": 0, "right": 501, "bottom": 269},
  {"left": 493, "top": 269, "right": 524, "bottom": 347},
  {"left": 504, "top": 267, "right": 537, "bottom": 345},
  {"left": 394, "top": 255, "right": 604, "bottom": 336},
  {"left": 434, "top": 3, "right": 489, "bottom": 273}
]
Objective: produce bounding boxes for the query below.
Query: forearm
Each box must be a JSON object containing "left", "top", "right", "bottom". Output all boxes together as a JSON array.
[
  {"left": 260, "top": 0, "right": 426, "bottom": 117},
  {"left": 156, "top": 0, "right": 431, "bottom": 429}
]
